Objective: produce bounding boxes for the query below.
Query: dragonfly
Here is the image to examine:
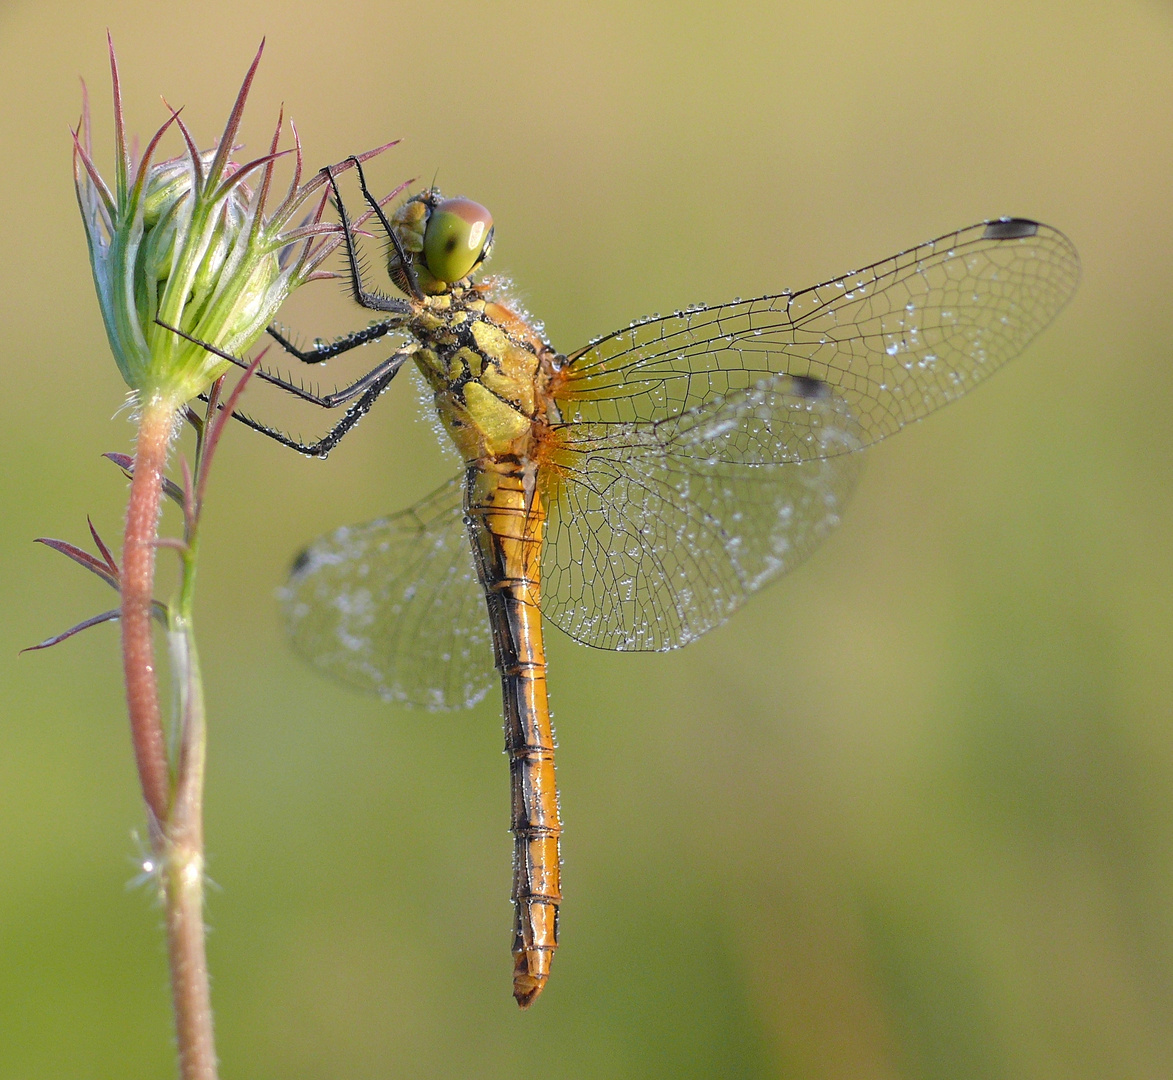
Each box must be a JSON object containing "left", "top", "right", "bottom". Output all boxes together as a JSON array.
[{"left": 235, "top": 159, "right": 1079, "bottom": 1007}]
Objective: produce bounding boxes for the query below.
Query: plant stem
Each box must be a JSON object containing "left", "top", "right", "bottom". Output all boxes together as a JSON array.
[
  {"left": 165, "top": 610, "right": 216, "bottom": 1080},
  {"left": 121, "top": 395, "right": 175, "bottom": 824},
  {"left": 122, "top": 393, "right": 219, "bottom": 1079}
]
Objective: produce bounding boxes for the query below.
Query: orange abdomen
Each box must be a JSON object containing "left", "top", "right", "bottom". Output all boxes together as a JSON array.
[{"left": 464, "top": 464, "right": 560, "bottom": 1007}]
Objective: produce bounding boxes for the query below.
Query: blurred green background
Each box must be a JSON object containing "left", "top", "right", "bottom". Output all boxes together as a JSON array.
[{"left": 2, "top": 1, "right": 1172, "bottom": 1077}]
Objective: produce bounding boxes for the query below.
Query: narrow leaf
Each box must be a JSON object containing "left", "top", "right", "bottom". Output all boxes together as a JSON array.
[
  {"left": 107, "top": 31, "right": 129, "bottom": 200},
  {"left": 249, "top": 104, "right": 285, "bottom": 246},
  {"left": 87, "top": 516, "right": 119, "bottom": 575},
  {"left": 206, "top": 39, "right": 265, "bottom": 188},
  {"left": 103, "top": 451, "right": 186, "bottom": 506},
  {"left": 34, "top": 537, "right": 120, "bottom": 591},
  {"left": 208, "top": 147, "right": 293, "bottom": 208},
  {"left": 198, "top": 355, "right": 263, "bottom": 516},
  {"left": 179, "top": 455, "right": 196, "bottom": 530},
  {"left": 22, "top": 609, "right": 121, "bottom": 652},
  {"left": 71, "top": 128, "right": 117, "bottom": 220},
  {"left": 167, "top": 105, "right": 205, "bottom": 192},
  {"left": 294, "top": 141, "right": 401, "bottom": 203},
  {"left": 274, "top": 115, "right": 305, "bottom": 221}
]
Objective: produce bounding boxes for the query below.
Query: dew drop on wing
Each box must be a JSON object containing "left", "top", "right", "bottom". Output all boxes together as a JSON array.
[{"left": 983, "top": 217, "right": 1039, "bottom": 240}]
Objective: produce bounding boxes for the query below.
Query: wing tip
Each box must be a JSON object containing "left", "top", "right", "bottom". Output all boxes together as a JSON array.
[{"left": 982, "top": 217, "right": 1040, "bottom": 240}]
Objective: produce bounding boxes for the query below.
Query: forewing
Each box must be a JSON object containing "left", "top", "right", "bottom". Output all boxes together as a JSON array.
[
  {"left": 541, "top": 377, "right": 865, "bottom": 651},
  {"left": 282, "top": 474, "right": 495, "bottom": 710},
  {"left": 542, "top": 219, "right": 1078, "bottom": 651},
  {"left": 560, "top": 220, "right": 1079, "bottom": 447}
]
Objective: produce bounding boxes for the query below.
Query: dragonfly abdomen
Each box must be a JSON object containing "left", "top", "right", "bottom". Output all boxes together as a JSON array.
[{"left": 464, "top": 464, "right": 561, "bottom": 1008}]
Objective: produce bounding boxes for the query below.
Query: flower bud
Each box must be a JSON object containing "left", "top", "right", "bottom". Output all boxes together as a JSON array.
[{"left": 74, "top": 41, "right": 371, "bottom": 406}]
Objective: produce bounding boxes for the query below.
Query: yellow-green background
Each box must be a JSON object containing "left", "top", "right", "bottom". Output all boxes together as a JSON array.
[{"left": 2, "top": 2, "right": 1171, "bottom": 1077}]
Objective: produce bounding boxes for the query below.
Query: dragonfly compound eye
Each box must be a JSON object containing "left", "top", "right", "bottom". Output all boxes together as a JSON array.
[{"left": 423, "top": 197, "right": 494, "bottom": 283}]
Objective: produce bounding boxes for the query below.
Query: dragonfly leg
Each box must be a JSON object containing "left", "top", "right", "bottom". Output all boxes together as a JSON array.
[
  {"left": 283, "top": 346, "right": 413, "bottom": 410},
  {"left": 322, "top": 160, "right": 425, "bottom": 309},
  {"left": 345, "top": 154, "right": 425, "bottom": 303},
  {"left": 265, "top": 317, "right": 407, "bottom": 365},
  {"left": 158, "top": 319, "right": 413, "bottom": 410},
  {"left": 157, "top": 319, "right": 413, "bottom": 456},
  {"left": 229, "top": 357, "right": 406, "bottom": 457}
]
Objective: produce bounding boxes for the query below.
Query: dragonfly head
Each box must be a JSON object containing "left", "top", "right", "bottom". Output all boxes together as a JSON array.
[{"left": 387, "top": 189, "right": 494, "bottom": 296}]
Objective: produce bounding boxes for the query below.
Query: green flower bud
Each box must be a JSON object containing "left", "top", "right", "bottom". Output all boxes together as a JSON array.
[{"left": 74, "top": 40, "right": 379, "bottom": 406}]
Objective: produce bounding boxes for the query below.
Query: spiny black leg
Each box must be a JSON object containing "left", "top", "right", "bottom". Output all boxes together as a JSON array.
[
  {"left": 253, "top": 346, "right": 412, "bottom": 410},
  {"left": 322, "top": 164, "right": 408, "bottom": 313},
  {"left": 259, "top": 163, "right": 417, "bottom": 362},
  {"left": 265, "top": 318, "right": 406, "bottom": 364},
  {"left": 229, "top": 361, "right": 403, "bottom": 458},
  {"left": 308, "top": 348, "right": 412, "bottom": 408},
  {"left": 346, "top": 155, "right": 425, "bottom": 302},
  {"left": 157, "top": 318, "right": 413, "bottom": 410}
]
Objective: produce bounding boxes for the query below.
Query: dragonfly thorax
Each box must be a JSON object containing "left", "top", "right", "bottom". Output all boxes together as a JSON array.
[
  {"left": 387, "top": 189, "right": 495, "bottom": 296},
  {"left": 410, "top": 288, "right": 558, "bottom": 462}
]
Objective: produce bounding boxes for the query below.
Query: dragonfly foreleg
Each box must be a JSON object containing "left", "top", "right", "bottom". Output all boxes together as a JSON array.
[
  {"left": 323, "top": 159, "right": 424, "bottom": 309},
  {"left": 345, "top": 154, "right": 425, "bottom": 303}
]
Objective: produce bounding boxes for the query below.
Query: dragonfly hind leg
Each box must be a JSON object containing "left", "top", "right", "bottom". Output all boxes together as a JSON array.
[{"left": 229, "top": 355, "right": 407, "bottom": 457}]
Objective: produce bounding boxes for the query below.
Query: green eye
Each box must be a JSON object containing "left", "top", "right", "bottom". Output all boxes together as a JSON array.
[{"left": 423, "top": 197, "right": 494, "bottom": 283}]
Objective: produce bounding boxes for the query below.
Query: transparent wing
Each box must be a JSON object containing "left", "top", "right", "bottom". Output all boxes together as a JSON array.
[
  {"left": 541, "top": 219, "right": 1079, "bottom": 651},
  {"left": 542, "top": 377, "right": 864, "bottom": 650},
  {"left": 560, "top": 219, "right": 1079, "bottom": 446},
  {"left": 282, "top": 474, "right": 495, "bottom": 710}
]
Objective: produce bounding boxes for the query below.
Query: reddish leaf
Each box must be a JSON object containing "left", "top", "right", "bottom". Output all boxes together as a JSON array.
[
  {"left": 87, "top": 516, "right": 118, "bottom": 575},
  {"left": 104, "top": 451, "right": 186, "bottom": 506},
  {"left": 35, "top": 537, "right": 119, "bottom": 591},
  {"left": 22, "top": 609, "right": 120, "bottom": 652}
]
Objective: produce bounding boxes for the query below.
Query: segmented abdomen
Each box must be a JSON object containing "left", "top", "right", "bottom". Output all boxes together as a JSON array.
[{"left": 464, "top": 463, "right": 560, "bottom": 1008}]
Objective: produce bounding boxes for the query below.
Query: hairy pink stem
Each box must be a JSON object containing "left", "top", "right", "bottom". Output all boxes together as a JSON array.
[
  {"left": 123, "top": 395, "right": 219, "bottom": 1078},
  {"left": 121, "top": 396, "right": 174, "bottom": 823}
]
